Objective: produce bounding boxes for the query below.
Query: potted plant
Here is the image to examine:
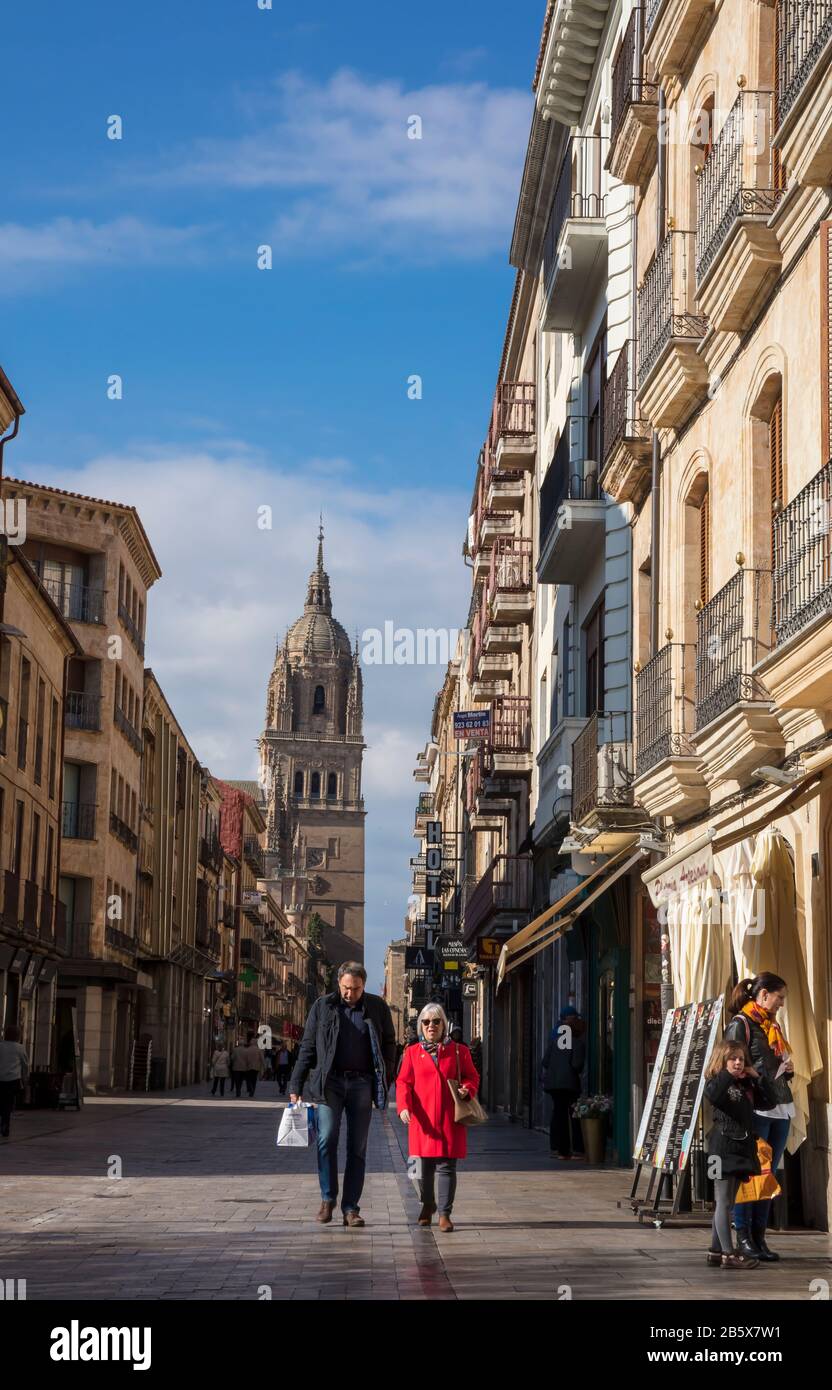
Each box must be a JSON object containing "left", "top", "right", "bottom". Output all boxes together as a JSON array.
[{"left": 571, "top": 1093, "right": 612, "bottom": 1164}]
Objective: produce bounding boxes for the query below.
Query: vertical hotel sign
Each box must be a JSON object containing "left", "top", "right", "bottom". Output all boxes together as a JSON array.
[{"left": 424, "top": 821, "right": 443, "bottom": 936}]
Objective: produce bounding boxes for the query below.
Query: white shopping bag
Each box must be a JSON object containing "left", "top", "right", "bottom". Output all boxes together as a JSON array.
[{"left": 276, "top": 1102, "right": 313, "bottom": 1148}]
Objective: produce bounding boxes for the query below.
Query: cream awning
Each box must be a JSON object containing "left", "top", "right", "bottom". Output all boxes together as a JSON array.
[{"left": 497, "top": 845, "right": 646, "bottom": 986}]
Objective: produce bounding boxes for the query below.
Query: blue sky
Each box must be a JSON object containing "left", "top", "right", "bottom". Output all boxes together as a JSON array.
[{"left": 2, "top": 0, "right": 543, "bottom": 989}]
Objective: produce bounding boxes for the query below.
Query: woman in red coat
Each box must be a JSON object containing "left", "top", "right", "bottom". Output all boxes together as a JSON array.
[{"left": 396, "top": 1002, "right": 480, "bottom": 1232}]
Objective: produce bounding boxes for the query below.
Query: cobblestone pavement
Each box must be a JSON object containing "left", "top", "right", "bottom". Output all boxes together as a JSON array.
[{"left": 0, "top": 1085, "right": 829, "bottom": 1300}]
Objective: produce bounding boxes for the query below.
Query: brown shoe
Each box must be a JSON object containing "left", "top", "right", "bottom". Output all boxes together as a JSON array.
[
  {"left": 316, "top": 1201, "right": 334, "bottom": 1224},
  {"left": 721, "top": 1253, "right": 759, "bottom": 1269},
  {"left": 417, "top": 1204, "right": 434, "bottom": 1227},
  {"left": 438, "top": 1214, "right": 454, "bottom": 1233},
  {"left": 343, "top": 1210, "right": 365, "bottom": 1228},
  {"left": 706, "top": 1252, "right": 722, "bottom": 1267}
]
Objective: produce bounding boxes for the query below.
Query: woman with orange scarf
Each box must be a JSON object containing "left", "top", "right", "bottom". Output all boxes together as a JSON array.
[{"left": 724, "top": 973, "right": 793, "bottom": 1262}]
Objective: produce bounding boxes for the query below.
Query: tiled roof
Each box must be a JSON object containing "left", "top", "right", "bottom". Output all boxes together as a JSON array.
[{"left": 3, "top": 476, "right": 162, "bottom": 580}]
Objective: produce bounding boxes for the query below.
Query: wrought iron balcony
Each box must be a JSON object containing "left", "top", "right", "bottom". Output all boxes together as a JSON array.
[
  {"left": 638, "top": 231, "right": 707, "bottom": 391},
  {"left": 603, "top": 342, "right": 649, "bottom": 467},
  {"left": 66, "top": 921, "right": 94, "bottom": 958},
  {"left": 695, "top": 569, "right": 772, "bottom": 730},
  {"left": 462, "top": 854, "right": 533, "bottom": 942},
  {"left": 23, "top": 879, "right": 39, "bottom": 934},
  {"left": 62, "top": 800, "right": 96, "bottom": 840},
  {"left": 776, "top": 0, "right": 832, "bottom": 127},
  {"left": 489, "top": 381, "right": 535, "bottom": 449},
  {"left": 543, "top": 140, "right": 607, "bottom": 332},
  {"left": 114, "top": 705, "right": 143, "bottom": 753},
  {"left": 37, "top": 573, "right": 106, "bottom": 625},
  {"left": 645, "top": 0, "right": 663, "bottom": 32},
  {"left": 199, "top": 834, "right": 223, "bottom": 872},
  {"left": 17, "top": 716, "right": 28, "bottom": 771},
  {"left": 118, "top": 601, "right": 145, "bottom": 656},
  {"left": 66, "top": 691, "right": 102, "bottom": 732},
  {"left": 636, "top": 644, "right": 697, "bottom": 778},
  {"left": 609, "top": 8, "right": 659, "bottom": 150},
  {"left": 695, "top": 90, "right": 783, "bottom": 288},
  {"left": 110, "top": 811, "right": 139, "bottom": 853},
  {"left": 0, "top": 694, "right": 7, "bottom": 757},
  {"left": 486, "top": 536, "right": 532, "bottom": 607},
  {"left": 106, "top": 925, "right": 137, "bottom": 955},
  {"left": 572, "top": 711, "right": 634, "bottom": 825},
  {"left": 243, "top": 836, "right": 265, "bottom": 875},
  {"left": 40, "top": 889, "right": 54, "bottom": 942},
  {"left": 54, "top": 899, "right": 67, "bottom": 953},
  {"left": 773, "top": 459, "right": 832, "bottom": 644},
  {"left": 2, "top": 870, "right": 19, "bottom": 931}
]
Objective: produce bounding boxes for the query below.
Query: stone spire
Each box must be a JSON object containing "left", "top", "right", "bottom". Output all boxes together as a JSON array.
[{"left": 304, "top": 517, "right": 332, "bottom": 618}]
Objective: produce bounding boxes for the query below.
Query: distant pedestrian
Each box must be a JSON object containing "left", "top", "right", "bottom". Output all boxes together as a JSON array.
[
  {"left": 210, "top": 1046, "right": 230, "bottom": 1096},
  {"left": 396, "top": 1002, "right": 480, "bottom": 1233},
  {"left": 275, "top": 1044, "right": 291, "bottom": 1096},
  {"left": 0, "top": 1024, "right": 29, "bottom": 1140},
  {"left": 704, "top": 1039, "right": 777, "bottom": 1269},
  {"left": 239, "top": 1032, "right": 264, "bottom": 1097},
  {"left": 289, "top": 962, "right": 396, "bottom": 1227},
  {"left": 540, "top": 1007, "right": 586, "bottom": 1159},
  {"left": 230, "top": 1037, "right": 248, "bottom": 1097}
]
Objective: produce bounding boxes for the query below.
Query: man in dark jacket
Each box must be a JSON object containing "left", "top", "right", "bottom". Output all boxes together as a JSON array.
[
  {"left": 290, "top": 961, "right": 396, "bottom": 1227},
  {"left": 540, "top": 1006, "right": 586, "bottom": 1159}
]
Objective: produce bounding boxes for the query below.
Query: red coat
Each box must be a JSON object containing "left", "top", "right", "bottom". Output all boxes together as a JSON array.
[{"left": 395, "top": 1041, "right": 480, "bottom": 1159}]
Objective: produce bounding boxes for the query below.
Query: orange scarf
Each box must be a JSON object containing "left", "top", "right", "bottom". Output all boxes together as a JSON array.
[{"left": 742, "top": 1000, "right": 790, "bottom": 1058}]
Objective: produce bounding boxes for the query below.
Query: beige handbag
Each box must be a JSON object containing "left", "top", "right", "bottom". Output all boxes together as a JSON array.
[{"left": 447, "top": 1045, "right": 487, "bottom": 1126}]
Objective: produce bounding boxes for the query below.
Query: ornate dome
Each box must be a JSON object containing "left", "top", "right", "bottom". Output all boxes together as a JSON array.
[{"left": 284, "top": 523, "right": 352, "bottom": 661}]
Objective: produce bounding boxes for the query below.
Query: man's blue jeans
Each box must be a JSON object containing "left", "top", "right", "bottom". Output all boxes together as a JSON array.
[{"left": 316, "top": 1074, "right": 373, "bottom": 1212}]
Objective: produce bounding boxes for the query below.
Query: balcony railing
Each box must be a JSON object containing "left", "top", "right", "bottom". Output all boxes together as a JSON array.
[
  {"left": 0, "top": 694, "right": 7, "bottom": 757},
  {"left": 636, "top": 644, "right": 696, "bottom": 777},
  {"left": 645, "top": 0, "right": 664, "bottom": 33},
  {"left": 543, "top": 142, "right": 605, "bottom": 292},
  {"left": 491, "top": 695, "right": 532, "bottom": 752},
  {"left": 463, "top": 854, "right": 533, "bottom": 941},
  {"left": 62, "top": 800, "right": 96, "bottom": 839},
  {"left": 603, "top": 342, "right": 648, "bottom": 462},
  {"left": 37, "top": 574, "right": 106, "bottom": 625},
  {"left": 118, "top": 601, "right": 145, "bottom": 656},
  {"left": 696, "top": 90, "right": 782, "bottom": 285},
  {"left": 54, "top": 899, "right": 67, "bottom": 953},
  {"left": 114, "top": 705, "right": 143, "bottom": 753},
  {"left": 695, "top": 569, "right": 772, "bottom": 729},
  {"left": 773, "top": 459, "right": 832, "bottom": 644},
  {"left": 572, "top": 711, "right": 634, "bottom": 823},
  {"left": 487, "top": 536, "right": 532, "bottom": 606},
  {"left": 106, "top": 925, "right": 137, "bottom": 954},
  {"left": 66, "top": 691, "right": 102, "bottom": 732},
  {"left": 638, "top": 231, "right": 707, "bottom": 388},
  {"left": 243, "top": 836, "right": 265, "bottom": 876},
  {"left": 415, "top": 791, "right": 434, "bottom": 820},
  {"left": 539, "top": 419, "right": 601, "bottom": 549},
  {"left": 489, "top": 381, "right": 535, "bottom": 443},
  {"left": 17, "top": 716, "right": 28, "bottom": 771},
  {"left": 610, "top": 9, "right": 658, "bottom": 146},
  {"left": 40, "top": 889, "right": 54, "bottom": 942},
  {"left": 2, "top": 870, "right": 20, "bottom": 931},
  {"left": 776, "top": 0, "right": 832, "bottom": 127},
  {"left": 66, "top": 921, "right": 94, "bottom": 958},
  {"left": 199, "top": 834, "right": 223, "bottom": 872},
  {"left": 110, "top": 811, "right": 139, "bottom": 853},
  {"left": 23, "top": 879, "right": 38, "bottom": 933}
]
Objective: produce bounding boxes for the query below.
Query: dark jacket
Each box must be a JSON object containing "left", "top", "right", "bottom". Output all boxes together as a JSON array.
[
  {"left": 704, "top": 1068, "right": 778, "bottom": 1178},
  {"left": 289, "top": 991, "right": 397, "bottom": 1109},
  {"left": 724, "top": 1013, "right": 793, "bottom": 1107},
  {"left": 540, "top": 1026, "right": 586, "bottom": 1093}
]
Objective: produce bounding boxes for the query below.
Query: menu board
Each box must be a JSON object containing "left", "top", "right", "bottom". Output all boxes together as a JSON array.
[{"left": 633, "top": 996, "right": 723, "bottom": 1173}]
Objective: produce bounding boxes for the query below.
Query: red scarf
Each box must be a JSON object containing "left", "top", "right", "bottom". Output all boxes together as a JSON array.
[{"left": 742, "top": 1000, "right": 790, "bottom": 1058}]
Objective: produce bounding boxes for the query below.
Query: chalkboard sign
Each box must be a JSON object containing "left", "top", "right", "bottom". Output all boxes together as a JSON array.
[{"left": 633, "top": 996, "right": 723, "bottom": 1174}]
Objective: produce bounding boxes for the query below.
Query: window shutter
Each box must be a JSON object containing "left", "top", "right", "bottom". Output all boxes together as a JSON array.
[{"left": 699, "top": 490, "right": 710, "bottom": 605}]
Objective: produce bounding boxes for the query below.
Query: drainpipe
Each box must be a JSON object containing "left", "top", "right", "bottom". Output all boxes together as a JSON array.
[{"left": 650, "top": 86, "right": 667, "bottom": 657}]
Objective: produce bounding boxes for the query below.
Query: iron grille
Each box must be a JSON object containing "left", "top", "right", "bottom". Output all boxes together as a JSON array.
[
  {"left": 539, "top": 416, "right": 601, "bottom": 551},
  {"left": 645, "top": 0, "right": 665, "bottom": 34},
  {"left": 37, "top": 574, "right": 106, "bottom": 624},
  {"left": 603, "top": 342, "right": 648, "bottom": 462},
  {"left": 543, "top": 141, "right": 606, "bottom": 292},
  {"left": 66, "top": 691, "right": 102, "bottom": 731},
  {"left": 572, "top": 711, "right": 633, "bottom": 823},
  {"left": 610, "top": 9, "right": 658, "bottom": 147},
  {"left": 694, "top": 570, "right": 771, "bottom": 729},
  {"left": 491, "top": 381, "right": 535, "bottom": 439},
  {"left": 635, "top": 645, "right": 696, "bottom": 777},
  {"left": 696, "top": 90, "right": 782, "bottom": 284},
  {"left": 638, "top": 231, "right": 707, "bottom": 388},
  {"left": 62, "top": 800, "right": 96, "bottom": 839},
  {"left": 773, "top": 458, "right": 832, "bottom": 643},
  {"left": 776, "top": 0, "right": 832, "bottom": 127}
]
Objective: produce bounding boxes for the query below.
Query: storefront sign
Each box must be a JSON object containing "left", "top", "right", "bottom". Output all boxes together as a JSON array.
[
  {"left": 437, "top": 937, "right": 467, "bottom": 963},
  {"left": 453, "top": 710, "right": 490, "bottom": 740},
  {"left": 477, "top": 937, "right": 501, "bottom": 963},
  {"left": 241, "top": 889, "right": 264, "bottom": 907},
  {"left": 644, "top": 842, "right": 714, "bottom": 907},
  {"left": 462, "top": 981, "right": 478, "bottom": 999},
  {"left": 405, "top": 946, "right": 433, "bottom": 971}
]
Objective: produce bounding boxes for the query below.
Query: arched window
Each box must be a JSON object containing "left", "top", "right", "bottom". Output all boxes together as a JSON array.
[
  {"left": 313, "top": 685, "right": 326, "bottom": 713},
  {"left": 310, "top": 771, "right": 321, "bottom": 800},
  {"left": 293, "top": 770, "right": 304, "bottom": 797},
  {"left": 327, "top": 772, "right": 338, "bottom": 800}
]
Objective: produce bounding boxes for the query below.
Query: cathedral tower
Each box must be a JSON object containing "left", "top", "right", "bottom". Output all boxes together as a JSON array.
[{"left": 260, "top": 524, "right": 365, "bottom": 967}]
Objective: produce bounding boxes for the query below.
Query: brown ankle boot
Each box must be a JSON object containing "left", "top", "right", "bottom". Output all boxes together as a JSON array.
[
  {"left": 438, "top": 1214, "right": 454, "bottom": 1233},
  {"left": 316, "top": 1201, "right": 334, "bottom": 1224},
  {"left": 417, "top": 1204, "right": 434, "bottom": 1227}
]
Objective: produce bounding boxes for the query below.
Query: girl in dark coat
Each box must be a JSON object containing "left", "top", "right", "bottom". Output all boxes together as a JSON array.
[
  {"left": 704, "top": 1040, "right": 777, "bottom": 1269},
  {"left": 723, "top": 973, "right": 793, "bottom": 1261}
]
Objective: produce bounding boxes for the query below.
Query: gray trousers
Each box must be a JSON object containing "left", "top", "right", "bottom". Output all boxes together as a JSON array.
[
  {"left": 712, "top": 1176, "right": 740, "bottom": 1253},
  {"left": 420, "top": 1159, "right": 458, "bottom": 1215}
]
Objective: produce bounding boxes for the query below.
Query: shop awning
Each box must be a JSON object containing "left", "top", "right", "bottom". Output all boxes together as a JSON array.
[{"left": 497, "top": 844, "right": 647, "bottom": 986}]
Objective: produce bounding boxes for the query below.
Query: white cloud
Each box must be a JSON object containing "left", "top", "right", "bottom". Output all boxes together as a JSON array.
[
  {"left": 21, "top": 440, "right": 470, "bottom": 985},
  {"left": 137, "top": 68, "right": 531, "bottom": 261},
  {"left": 0, "top": 216, "right": 210, "bottom": 293}
]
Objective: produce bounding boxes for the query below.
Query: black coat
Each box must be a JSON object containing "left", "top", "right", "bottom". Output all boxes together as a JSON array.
[
  {"left": 723, "top": 1013, "right": 793, "bottom": 1107},
  {"left": 289, "top": 991, "right": 397, "bottom": 1109},
  {"left": 540, "top": 1028, "right": 586, "bottom": 1092},
  {"left": 704, "top": 1069, "right": 778, "bottom": 1178}
]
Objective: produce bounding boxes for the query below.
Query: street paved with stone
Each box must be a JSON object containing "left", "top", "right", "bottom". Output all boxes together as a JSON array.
[{"left": 0, "top": 1084, "right": 829, "bottom": 1301}]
